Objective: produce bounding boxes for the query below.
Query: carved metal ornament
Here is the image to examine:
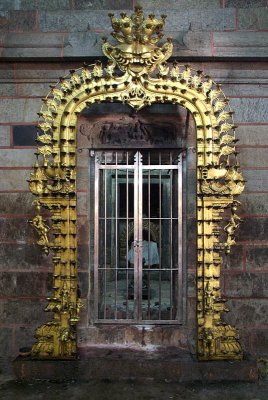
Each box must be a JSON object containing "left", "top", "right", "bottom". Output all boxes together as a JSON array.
[{"left": 29, "top": 7, "right": 245, "bottom": 360}]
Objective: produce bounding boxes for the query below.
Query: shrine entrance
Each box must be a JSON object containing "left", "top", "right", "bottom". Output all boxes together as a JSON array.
[{"left": 91, "top": 149, "right": 184, "bottom": 323}]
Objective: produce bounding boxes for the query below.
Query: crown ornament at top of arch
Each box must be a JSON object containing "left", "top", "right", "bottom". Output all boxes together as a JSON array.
[{"left": 102, "top": 7, "right": 173, "bottom": 76}]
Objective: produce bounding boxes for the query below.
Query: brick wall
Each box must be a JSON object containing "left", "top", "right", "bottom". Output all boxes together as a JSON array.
[{"left": 0, "top": 0, "right": 268, "bottom": 375}]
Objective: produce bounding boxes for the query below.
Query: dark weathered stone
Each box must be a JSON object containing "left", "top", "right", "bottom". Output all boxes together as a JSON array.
[
  {"left": 0, "top": 243, "right": 50, "bottom": 270},
  {"left": 17, "top": 82, "right": 52, "bottom": 97},
  {"left": 0, "top": 98, "right": 39, "bottom": 122},
  {"left": 251, "top": 329, "right": 268, "bottom": 356},
  {"left": 0, "top": 82, "right": 16, "bottom": 96},
  {"left": 0, "top": 169, "right": 30, "bottom": 190},
  {"left": 139, "top": 0, "right": 220, "bottom": 8},
  {"left": 223, "top": 245, "right": 244, "bottom": 270},
  {"left": 0, "top": 298, "right": 48, "bottom": 324},
  {"left": 238, "top": 217, "right": 268, "bottom": 241},
  {"left": 236, "top": 125, "right": 268, "bottom": 146},
  {"left": 214, "top": 32, "right": 268, "bottom": 57},
  {"left": 1, "top": 32, "right": 64, "bottom": 58},
  {"left": 238, "top": 7, "right": 268, "bottom": 30},
  {"left": 39, "top": 10, "right": 110, "bottom": 32},
  {"left": 0, "top": 0, "right": 70, "bottom": 11},
  {"left": 73, "top": 0, "right": 133, "bottom": 9},
  {"left": 225, "top": 299, "right": 268, "bottom": 328},
  {"left": 238, "top": 148, "right": 268, "bottom": 168},
  {"left": 0, "top": 218, "right": 36, "bottom": 241},
  {"left": 13, "top": 348, "right": 258, "bottom": 382},
  {"left": 225, "top": 272, "right": 268, "bottom": 297},
  {"left": 0, "top": 193, "right": 35, "bottom": 214},
  {"left": 222, "top": 83, "right": 268, "bottom": 97},
  {"left": 0, "top": 327, "right": 13, "bottom": 356},
  {"left": 63, "top": 32, "right": 103, "bottom": 57},
  {"left": 239, "top": 193, "right": 268, "bottom": 215},
  {"left": 168, "top": 31, "right": 212, "bottom": 57},
  {"left": 245, "top": 246, "right": 268, "bottom": 270},
  {"left": 230, "top": 98, "right": 268, "bottom": 123},
  {"left": 77, "top": 244, "right": 89, "bottom": 270},
  {"left": 243, "top": 170, "right": 268, "bottom": 192},
  {"left": 0, "top": 271, "right": 47, "bottom": 296},
  {"left": 0, "top": 149, "right": 35, "bottom": 166},
  {"left": 0, "top": 125, "right": 10, "bottom": 146},
  {"left": 0, "top": 10, "right": 36, "bottom": 32},
  {"left": 225, "top": 0, "right": 264, "bottom": 7}
]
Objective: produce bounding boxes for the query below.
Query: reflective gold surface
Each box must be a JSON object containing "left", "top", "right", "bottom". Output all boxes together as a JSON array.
[{"left": 29, "top": 7, "right": 244, "bottom": 360}]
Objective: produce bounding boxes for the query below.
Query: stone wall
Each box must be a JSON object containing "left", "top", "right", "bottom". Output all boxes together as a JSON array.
[{"left": 0, "top": 0, "right": 268, "bottom": 375}]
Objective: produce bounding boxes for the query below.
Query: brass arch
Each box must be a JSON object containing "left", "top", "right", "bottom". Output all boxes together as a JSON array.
[{"left": 29, "top": 9, "right": 245, "bottom": 361}]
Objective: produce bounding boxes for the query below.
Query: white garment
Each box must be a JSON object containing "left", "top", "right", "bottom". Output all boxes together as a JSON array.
[{"left": 128, "top": 240, "right": 159, "bottom": 265}]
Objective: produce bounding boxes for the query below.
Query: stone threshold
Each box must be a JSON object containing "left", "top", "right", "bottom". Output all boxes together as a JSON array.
[{"left": 13, "top": 346, "right": 258, "bottom": 383}]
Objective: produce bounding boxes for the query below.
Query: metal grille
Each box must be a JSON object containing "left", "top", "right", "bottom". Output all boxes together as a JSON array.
[{"left": 92, "top": 150, "right": 183, "bottom": 323}]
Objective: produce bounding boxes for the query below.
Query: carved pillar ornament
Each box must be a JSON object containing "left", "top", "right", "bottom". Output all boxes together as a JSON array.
[{"left": 29, "top": 7, "right": 245, "bottom": 360}]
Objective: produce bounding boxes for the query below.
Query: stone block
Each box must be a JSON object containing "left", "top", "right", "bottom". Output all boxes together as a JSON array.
[
  {"left": 0, "top": 10, "right": 36, "bottom": 32},
  {"left": 78, "top": 271, "right": 89, "bottom": 297},
  {"left": 188, "top": 9, "right": 236, "bottom": 31},
  {"left": 0, "top": 149, "right": 35, "bottom": 167},
  {"left": 0, "top": 271, "right": 47, "bottom": 296},
  {"left": 243, "top": 170, "right": 268, "bottom": 192},
  {"left": 0, "top": 327, "right": 13, "bottom": 356},
  {"left": 0, "top": 298, "right": 48, "bottom": 324},
  {"left": 222, "top": 83, "right": 268, "bottom": 97},
  {"left": 77, "top": 244, "right": 89, "bottom": 270},
  {"left": 0, "top": 98, "right": 39, "bottom": 122},
  {"left": 251, "top": 329, "right": 268, "bottom": 356},
  {"left": 0, "top": 243, "right": 50, "bottom": 270},
  {"left": 238, "top": 217, "right": 268, "bottom": 241},
  {"left": 63, "top": 32, "right": 103, "bottom": 57},
  {"left": 0, "top": 192, "right": 35, "bottom": 214},
  {"left": 139, "top": 0, "right": 220, "bottom": 8},
  {"left": 77, "top": 192, "right": 88, "bottom": 215},
  {"left": 225, "top": 299, "right": 268, "bottom": 328},
  {"left": 14, "top": 62, "right": 77, "bottom": 80},
  {"left": 77, "top": 167, "right": 89, "bottom": 191},
  {"left": 0, "top": 82, "right": 16, "bottom": 96},
  {"left": 238, "top": 7, "right": 268, "bottom": 30},
  {"left": 73, "top": 0, "right": 133, "bottom": 9},
  {"left": 225, "top": 0, "right": 264, "bottom": 7},
  {"left": 0, "top": 217, "right": 35, "bottom": 241},
  {"left": 1, "top": 32, "right": 64, "bottom": 58},
  {"left": 213, "top": 32, "right": 268, "bottom": 57},
  {"left": 203, "top": 61, "right": 268, "bottom": 82},
  {"left": 225, "top": 272, "right": 268, "bottom": 297},
  {"left": 239, "top": 193, "right": 268, "bottom": 215},
  {"left": 17, "top": 82, "right": 52, "bottom": 97},
  {"left": 223, "top": 244, "right": 244, "bottom": 270},
  {"left": 230, "top": 98, "right": 268, "bottom": 123},
  {"left": 0, "top": 0, "right": 70, "bottom": 10},
  {"left": 0, "top": 169, "right": 30, "bottom": 190},
  {"left": 39, "top": 10, "right": 111, "bottom": 32},
  {"left": 77, "top": 216, "right": 89, "bottom": 243},
  {"left": 169, "top": 31, "right": 212, "bottom": 57},
  {"left": 245, "top": 246, "right": 268, "bottom": 270},
  {"left": 238, "top": 148, "right": 268, "bottom": 168},
  {"left": 0, "top": 125, "right": 10, "bottom": 146},
  {"left": 13, "top": 326, "right": 35, "bottom": 355},
  {"left": 236, "top": 125, "right": 268, "bottom": 146}
]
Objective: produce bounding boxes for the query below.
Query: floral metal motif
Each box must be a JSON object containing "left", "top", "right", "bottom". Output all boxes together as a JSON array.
[{"left": 29, "top": 7, "right": 244, "bottom": 360}]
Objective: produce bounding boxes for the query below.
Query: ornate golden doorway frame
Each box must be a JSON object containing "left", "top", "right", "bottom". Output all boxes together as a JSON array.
[{"left": 29, "top": 7, "right": 245, "bottom": 360}]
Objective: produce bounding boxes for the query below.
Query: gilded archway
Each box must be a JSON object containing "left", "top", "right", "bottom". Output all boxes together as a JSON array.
[{"left": 29, "top": 7, "right": 245, "bottom": 360}]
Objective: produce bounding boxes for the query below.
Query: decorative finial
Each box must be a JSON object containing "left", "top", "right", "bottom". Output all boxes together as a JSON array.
[{"left": 102, "top": 7, "right": 173, "bottom": 76}]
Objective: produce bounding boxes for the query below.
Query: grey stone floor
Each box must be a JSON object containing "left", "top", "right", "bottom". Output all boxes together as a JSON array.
[{"left": 0, "top": 377, "right": 268, "bottom": 400}]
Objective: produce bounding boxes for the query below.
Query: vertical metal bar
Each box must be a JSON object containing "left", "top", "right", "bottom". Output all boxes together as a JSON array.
[
  {"left": 94, "top": 154, "right": 100, "bottom": 319},
  {"left": 138, "top": 151, "right": 143, "bottom": 321},
  {"left": 177, "top": 152, "right": 183, "bottom": 321},
  {"left": 104, "top": 153, "right": 107, "bottom": 319},
  {"left": 169, "top": 152, "right": 173, "bottom": 320},
  {"left": 147, "top": 154, "right": 151, "bottom": 319},
  {"left": 126, "top": 152, "right": 129, "bottom": 318},
  {"left": 115, "top": 151, "right": 118, "bottom": 319},
  {"left": 158, "top": 151, "right": 162, "bottom": 320}
]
